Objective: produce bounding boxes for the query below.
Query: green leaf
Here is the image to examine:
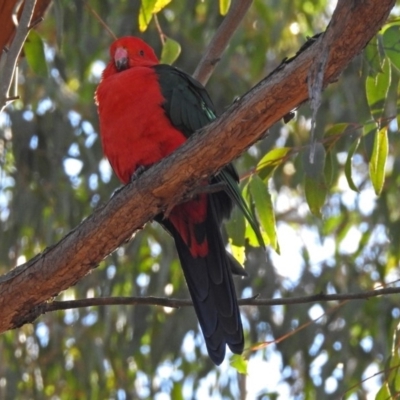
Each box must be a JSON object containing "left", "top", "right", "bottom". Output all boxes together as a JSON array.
[
  {"left": 369, "top": 126, "right": 388, "bottom": 195},
  {"left": 160, "top": 37, "right": 181, "bottom": 65},
  {"left": 364, "top": 35, "right": 383, "bottom": 76},
  {"left": 221, "top": 171, "right": 265, "bottom": 248},
  {"left": 383, "top": 25, "right": 400, "bottom": 72},
  {"left": 363, "top": 120, "right": 378, "bottom": 162},
  {"left": 241, "top": 183, "right": 268, "bottom": 247},
  {"left": 303, "top": 142, "right": 326, "bottom": 179},
  {"left": 230, "top": 242, "right": 245, "bottom": 265},
  {"left": 230, "top": 354, "right": 248, "bottom": 375},
  {"left": 389, "top": 351, "right": 400, "bottom": 392},
  {"left": 171, "top": 382, "right": 184, "bottom": 400},
  {"left": 323, "top": 123, "right": 350, "bottom": 139},
  {"left": 324, "top": 149, "right": 336, "bottom": 188},
  {"left": 139, "top": 0, "right": 171, "bottom": 31},
  {"left": 219, "top": 0, "right": 231, "bottom": 15},
  {"left": 249, "top": 175, "right": 279, "bottom": 252},
  {"left": 225, "top": 203, "right": 246, "bottom": 247},
  {"left": 245, "top": 217, "right": 267, "bottom": 247},
  {"left": 153, "top": 0, "right": 171, "bottom": 13},
  {"left": 24, "top": 31, "right": 48, "bottom": 77},
  {"left": 139, "top": 0, "right": 156, "bottom": 32},
  {"left": 256, "top": 147, "right": 291, "bottom": 181},
  {"left": 302, "top": 143, "right": 328, "bottom": 217},
  {"left": 344, "top": 137, "right": 360, "bottom": 192},
  {"left": 304, "top": 175, "right": 327, "bottom": 218},
  {"left": 365, "top": 57, "right": 391, "bottom": 121},
  {"left": 375, "top": 383, "right": 391, "bottom": 400},
  {"left": 397, "top": 81, "right": 400, "bottom": 127}
]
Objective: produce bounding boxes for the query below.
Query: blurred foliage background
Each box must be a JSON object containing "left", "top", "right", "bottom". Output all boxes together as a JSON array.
[{"left": 1, "top": 0, "right": 400, "bottom": 399}]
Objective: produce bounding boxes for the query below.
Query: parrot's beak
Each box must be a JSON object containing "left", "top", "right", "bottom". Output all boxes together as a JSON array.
[{"left": 114, "top": 47, "right": 128, "bottom": 71}]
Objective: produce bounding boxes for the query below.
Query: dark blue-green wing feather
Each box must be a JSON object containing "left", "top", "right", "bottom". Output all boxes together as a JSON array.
[
  {"left": 153, "top": 64, "right": 263, "bottom": 364},
  {"left": 154, "top": 64, "right": 264, "bottom": 245}
]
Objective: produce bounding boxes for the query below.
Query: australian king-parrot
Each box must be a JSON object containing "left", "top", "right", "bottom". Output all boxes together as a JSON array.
[{"left": 95, "top": 36, "right": 262, "bottom": 365}]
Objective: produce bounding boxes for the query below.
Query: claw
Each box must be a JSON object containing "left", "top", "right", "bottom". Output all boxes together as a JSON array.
[
  {"left": 130, "top": 165, "right": 147, "bottom": 182},
  {"left": 111, "top": 185, "right": 124, "bottom": 198}
]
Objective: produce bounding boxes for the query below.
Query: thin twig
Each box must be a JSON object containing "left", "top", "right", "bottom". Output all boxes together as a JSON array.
[
  {"left": 154, "top": 14, "right": 166, "bottom": 45},
  {"left": 341, "top": 363, "right": 400, "bottom": 398},
  {"left": 84, "top": 1, "right": 117, "bottom": 40},
  {"left": 248, "top": 300, "right": 348, "bottom": 355},
  {"left": 28, "top": 284, "right": 400, "bottom": 316},
  {"left": 0, "top": 0, "right": 37, "bottom": 112},
  {"left": 14, "top": 284, "right": 400, "bottom": 329},
  {"left": 193, "top": 0, "right": 253, "bottom": 85}
]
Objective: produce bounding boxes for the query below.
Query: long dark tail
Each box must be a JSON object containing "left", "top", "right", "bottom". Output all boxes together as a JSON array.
[{"left": 158, "top": 200, "right": 244, "bottom": 365}]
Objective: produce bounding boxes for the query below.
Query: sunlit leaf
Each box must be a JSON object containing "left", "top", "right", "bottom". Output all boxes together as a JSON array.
[
  {"left": 375, "top": 383, "right": 391, "bottom": 400},
  {"left": 160, "top": 37, "right": 181, "bottom": 65},
  {"left": 398, "top": 100, "right": 400, "bottom": 134},
  {"left": 249, "top": 175, "right": 279, "bottom": 252},
  {"left": 230, "top": 354, "right": 248, "bottom": 375},
  {"left": 256, "top": 147, "right": 291, "bottom": 181},
  {"left": 344, "top": 137, "right": 360, "bottom": 192},
  {"left": 153, "top": 0, "right": 171, "bottom": 13},
  {"left": 219, "top": 0, "right": 231, "bottom": 15},
  {"left": 24, "top": 31, "right": 48, "bottom": 77},
  {"left": 139, "top": 0, "right": 171, "bottom": 31},
  {"left": 240, "top": 180, "right": 265, "bottom": 248},
  {"left": 365, "top": 57, "right": 391, "bottom": 121},
  {"left": 139, "top": 0, "right": 156, "bottom": 32},
  {"left": 171, "top": 382, "right": 184, "bottom": 400},
  {"left": 242, "top": 183, "right": 257, "bottom": 247},
  {"left": 369, "top": 126, "right": 388, "bottom": 195},
  {"left": 389, "top": 351, "right": 400, "bottom": 392},
  {"left": 230, "top": 242, "right": 245, "bottom": 265},
  {"left": 244, "top": 217, "right": 269, "bottom": 247},
  {"left": 383, "top": 25, "right": 400, "bottom": 72}
]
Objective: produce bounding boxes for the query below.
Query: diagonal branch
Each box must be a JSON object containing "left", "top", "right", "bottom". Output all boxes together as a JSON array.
[
  {"left": 0, "top": 0, "right": 37, "bottom": 112},
  {"left": 0, "top": 0, "right": 395, "bottom": 333},
  {"left": 193, "top": 0, "right": 253, "bottom": 85}
]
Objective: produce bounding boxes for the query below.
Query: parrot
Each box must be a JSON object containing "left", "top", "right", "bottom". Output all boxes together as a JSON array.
[{"left": 95, "top": 36, "right": 262, "bottom": 365}]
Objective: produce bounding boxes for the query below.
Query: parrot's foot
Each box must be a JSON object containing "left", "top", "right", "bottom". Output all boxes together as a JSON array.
[
  {"left": 130, "top": 165, "right": 147, "bottom": 182},
  {"left": 111, "top": 185, "right": 124, "bottom": 198},
  {"left": 111, "top": 166, "right": 148, "bottom": 199}
]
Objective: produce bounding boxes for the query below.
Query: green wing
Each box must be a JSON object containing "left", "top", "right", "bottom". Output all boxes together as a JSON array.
[{"left": 154, "top": 64, "right": 265, "bottom": 247}]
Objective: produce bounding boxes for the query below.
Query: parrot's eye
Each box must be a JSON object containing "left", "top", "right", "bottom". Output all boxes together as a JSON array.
[{"left": 139, "top": 50, "right": 144, "bottom": 56}]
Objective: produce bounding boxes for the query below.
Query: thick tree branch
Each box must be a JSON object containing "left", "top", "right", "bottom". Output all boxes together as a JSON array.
[
  {"left": 193, "top": 0, "right": 253, "bottom": 85},
  {"left": 0, "top": 0, "right": 37, "bottom": 112},
  {"left": 0, "top": 0, "right": 395, "bottom": 333}
]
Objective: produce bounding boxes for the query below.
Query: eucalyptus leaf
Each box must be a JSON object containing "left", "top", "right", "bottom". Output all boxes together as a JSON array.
[{"left": 24, "top": 31, "right": 48, "bottom": 77}]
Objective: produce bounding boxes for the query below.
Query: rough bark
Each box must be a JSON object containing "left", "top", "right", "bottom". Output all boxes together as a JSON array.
[{"left": 0, "top": 0, "right": 395, "bottom": 333}]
